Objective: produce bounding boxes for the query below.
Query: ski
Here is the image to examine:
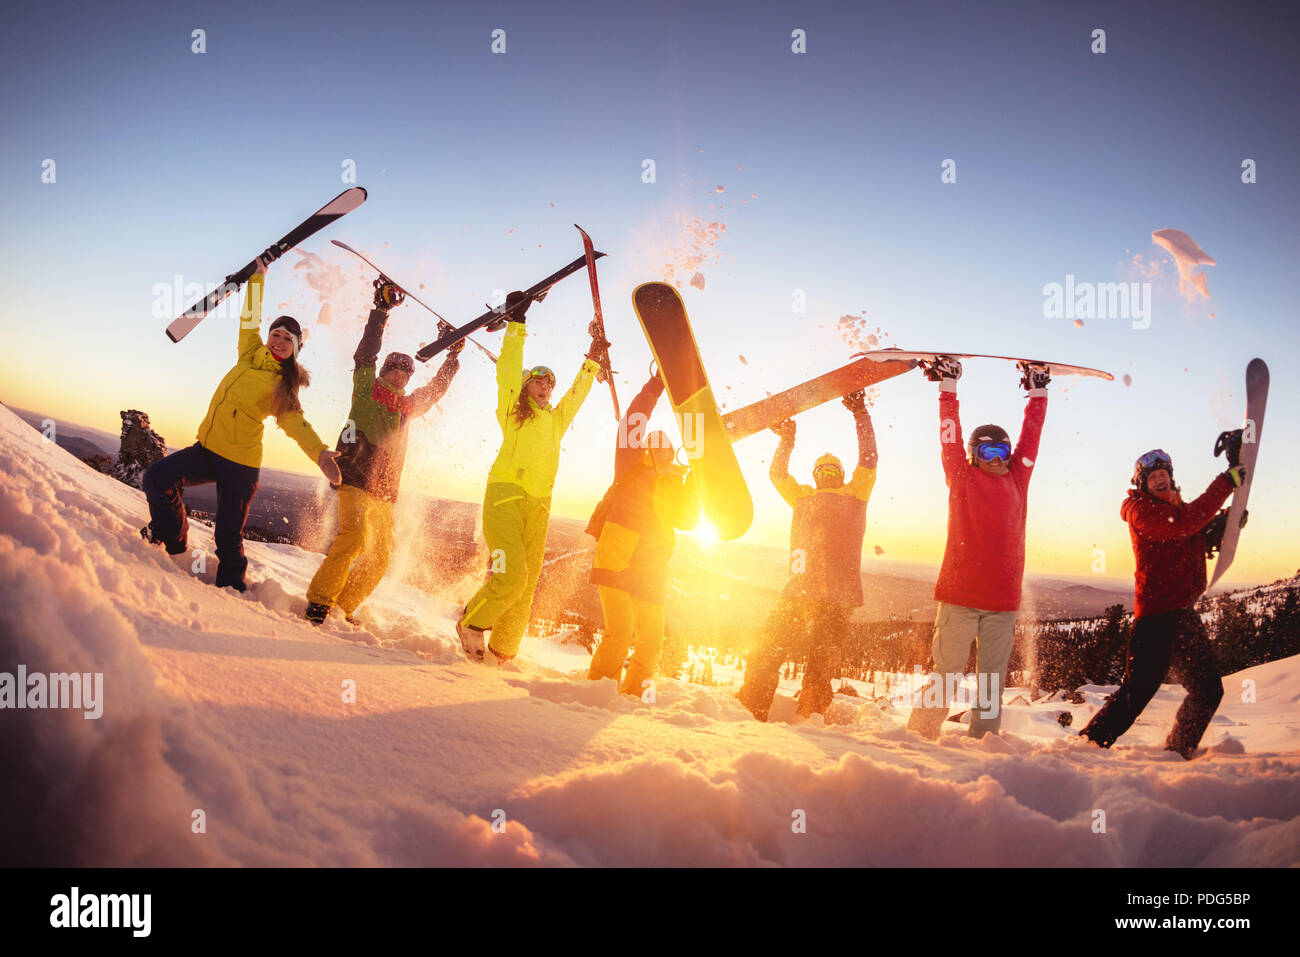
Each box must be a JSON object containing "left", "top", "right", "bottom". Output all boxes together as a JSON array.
[
  {"left": 575, "top": 224, "right": 620, "bottom": 419},
  {"left": 331, "top": 240, "right": 497, "bottom": 364},
  {"left": 1210, "top": 358, "right": 1268, "bottom": 587},
  {"left": 165, "top": 187, "right": 368, "bottom": 343},
  {"left": 631, "top": 282, "right": 753, "bottom": 541},
  {"left": 414, "top": 250, "right": 605, "bottom": 363}
]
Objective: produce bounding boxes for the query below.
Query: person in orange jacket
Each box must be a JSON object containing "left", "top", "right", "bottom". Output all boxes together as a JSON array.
[
  {"left": 737, "top": 390, "right": 878, "bottom": 721},
  {"left": 142, "top": 257, "right": 340, "bottom": 590},
  {"left": 586, "top": 373, "right": 700, "bottom": 695}
]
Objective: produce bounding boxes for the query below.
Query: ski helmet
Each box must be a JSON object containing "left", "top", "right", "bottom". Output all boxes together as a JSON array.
[
  {"left": 521, "top": 365, "right": 555, "bottom": 387},
  {"left": 268, "top": 315, "right": 303, "bottom": 355},
  {"left": 813, "top": 453, "right": 844, "bottom": 484},
  {"left": 1132, "top": 448, "right": 1174, "bottom": 489},
  {"left": 968, "top": 425, "right": 1010, "bottom": 465},
  {"left": 380, "top": 352, "right": 415, "bottom": 376}
]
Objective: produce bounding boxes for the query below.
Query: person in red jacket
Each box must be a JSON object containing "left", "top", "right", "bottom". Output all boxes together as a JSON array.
[
  {"left": 906, "top": 358, "right": 1047, "bottom": 739},
  {"left": 1080, "top": 449, "right": 1244, "bottom": 758},
  {"left": 737, "top": 390, "right": 878, "bottom": 721}
]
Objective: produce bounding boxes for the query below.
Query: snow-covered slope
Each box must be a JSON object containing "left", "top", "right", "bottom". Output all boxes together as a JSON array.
[{"left": 1, "top": 404, "right": 1297, "bottom": 866}]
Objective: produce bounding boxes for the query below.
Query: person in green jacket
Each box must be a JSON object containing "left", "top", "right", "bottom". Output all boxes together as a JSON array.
[
  {"left": 304, "top": 279, "right": 464, "bottom": 624},
  {"left": 456, "top": 291, "right": 604, "bottom": 663},
  {"left": 142, "top": 257, "right": 340, "bottom": 591}
]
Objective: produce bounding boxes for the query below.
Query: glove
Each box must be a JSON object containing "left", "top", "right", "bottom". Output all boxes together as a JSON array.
[
  {"left": 504, "top": 290, "right": 530, "bottom": 324},
  {"left": 922, "top": 356, "right": 962, "bottom": 392},
  {"left": 447, "top": 337, "right": 466, "bottom": 358},
  {"left": 1223, "top": 465, "right": 1247, "bottom": 488},
  {"left": 373, "top": 279, "right": 405, "bottom": 311},
  {"left": 1019, "top": 361, "right": 1050, "bottom": 395},
  {"left": 842, "top": 390, "right": 867, "bottom": 415},
  {"left": 771, "top": 419, "right": 796, "bottom": 441},
  {"left": 255, "top": 242, "right": 286, "bottom": 273}
]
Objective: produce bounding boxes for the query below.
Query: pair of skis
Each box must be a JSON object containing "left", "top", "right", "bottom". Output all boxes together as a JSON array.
[{"left": 162, "top": 189, "right": 621, "bottom": 417}]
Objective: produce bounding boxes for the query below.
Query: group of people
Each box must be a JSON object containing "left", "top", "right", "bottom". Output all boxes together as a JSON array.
[{"left": 139, "top": 253, "right": 1247, "bottom": 759}]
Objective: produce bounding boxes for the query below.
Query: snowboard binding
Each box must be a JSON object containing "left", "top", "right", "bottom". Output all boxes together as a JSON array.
[
  {"left": 1213, "top": 429, "right": 1244, "bottom": 468},
  {"left": 1203, "top": 507, "right": 1248, "bottom": 559}
]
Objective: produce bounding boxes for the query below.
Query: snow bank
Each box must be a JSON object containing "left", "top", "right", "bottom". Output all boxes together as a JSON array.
[{"left": 1, "top": 404, "right": 1297, "bottom": 867}]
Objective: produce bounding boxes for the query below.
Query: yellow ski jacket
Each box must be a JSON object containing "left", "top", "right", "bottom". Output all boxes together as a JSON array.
[
  {"left": 194, "top": 274, "right": 329, "bottom": 469},
  {"left": 487, "top": 321, "right": 598, "bottom": 498}
]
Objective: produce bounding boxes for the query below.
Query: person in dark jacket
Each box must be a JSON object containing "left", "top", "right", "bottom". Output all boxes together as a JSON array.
[
  {"left": 737, "top": 390, "right": 878, "bottom": 721},
  {"left": 906, "top": 358, "right": 1048, "bottom": 740},
  {"left": 304, "top": 279, "right": 463, "bottom": 624},
  {"left": 1080, "top": 449, "right": 1244, "bottom": 758},
  {"left": 586, "top": 374, "right": 700, "bottom": 695}
]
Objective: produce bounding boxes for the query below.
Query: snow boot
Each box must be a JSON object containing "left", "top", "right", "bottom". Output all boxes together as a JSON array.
[
  {"left": 305, "top": 602, "right": 330, "bottom": 626},
  {"left": 457, "top": 615, "right": 487, "bottom": 662}
]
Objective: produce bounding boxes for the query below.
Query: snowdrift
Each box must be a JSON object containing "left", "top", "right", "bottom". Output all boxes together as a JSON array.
[{"left": 1, "top": 404, "right": 1297, "bottom": 866}]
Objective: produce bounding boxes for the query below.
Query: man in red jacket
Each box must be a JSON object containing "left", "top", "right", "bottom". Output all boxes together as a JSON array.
[
  {"left": 907, "top": 358, "right": 1047, "bottom": 740},
  {"left": 1080, "top": 449, "right": 1244, "bottom": 758}
]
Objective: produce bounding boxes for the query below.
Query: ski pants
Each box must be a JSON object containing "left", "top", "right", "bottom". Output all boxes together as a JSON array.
[
  {"left": 142, "top": 442, "right": 260, "bottom": 589},
  {"left": 460, "top": 483, "right": 550, "bottom": 658},
  {"left": 737, "top": 585, "right": 850, "bottom": 721},
  {"left": 306, "top": 485, "right": 395, "bottom": 616},
  {"left": 1080, "top": 608, "right": 1223, "bottom": 756},
  {"left": 906, "top": 603, "right": 1017, "bottom": 740},
  {"left": 588, "top": 586, "right": 666, "bottom": 697}
]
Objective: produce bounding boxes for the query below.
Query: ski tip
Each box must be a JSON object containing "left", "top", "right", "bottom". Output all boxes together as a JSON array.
[{"left": 165, "top": 329, "right": 180, "bottom": 343}]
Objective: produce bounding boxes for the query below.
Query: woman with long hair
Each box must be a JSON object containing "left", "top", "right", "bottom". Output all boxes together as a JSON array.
[
  {"left": 142, "top": 257, "right": 341, "bottom": 591},
  {"left": 456, "top": 291, "right": 603, "bottom": 663}
]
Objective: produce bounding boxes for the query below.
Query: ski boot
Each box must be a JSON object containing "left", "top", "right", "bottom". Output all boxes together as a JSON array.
[
  {"left": 305, "top": 602, "right": 330, "bottom": 626},
  {"left": 456, "top": 613, "right": 487, "bottom": 662}
]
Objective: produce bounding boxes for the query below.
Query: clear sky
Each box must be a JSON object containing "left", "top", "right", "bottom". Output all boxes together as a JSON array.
[{"left": 2, "top": 0, "right": 1296, "bottom": 588}]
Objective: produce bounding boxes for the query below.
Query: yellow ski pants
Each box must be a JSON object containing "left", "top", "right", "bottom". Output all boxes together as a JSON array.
[{"left": 306, "top": 485, "right": 395, "bottom": 616}]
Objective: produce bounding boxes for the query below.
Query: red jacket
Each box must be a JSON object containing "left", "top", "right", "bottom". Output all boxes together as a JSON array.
[
  {"left": 933, "top": 392, "right": 1045, "bottom": 612},
  {"left": 1122, "top": 475, "right": 1233, "bottom": 617}
]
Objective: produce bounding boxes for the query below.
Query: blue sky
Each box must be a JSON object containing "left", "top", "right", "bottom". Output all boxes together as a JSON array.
[{"left": 2, "top": 0, "right": 1296, "bottom": 586}]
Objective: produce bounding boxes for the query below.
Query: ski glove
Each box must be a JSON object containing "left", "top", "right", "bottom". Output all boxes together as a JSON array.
[
  {"left": 843, "top": 390, "right": 868, "bottom": 415},
  {"left": 373, "top": 279, "right": 405, "bottom": 311},
  {"left": 504, "top": 290, "right": 530, "bottom": 324},
  {"left": 1223, "top": 465, "right": 1247, "bottom": 488},
  {"left": 1019, "top": 361, "right": 1051, "bottom": 396},
  {"left": 922, "top": 356, "right": 962, "bottom": 392},
  {"left": 771, "top": 418, "right": 796, "bottom": 441}
]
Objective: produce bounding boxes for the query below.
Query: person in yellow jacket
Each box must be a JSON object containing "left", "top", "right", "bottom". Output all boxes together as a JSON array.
[
  {"left": 456, "top": 291, "right": 603, "bottom": 663},
  {"left": 586, "top": 373, "right": 699, "bottom": 695},
  {"left": 142, "top": 258, "right": 341, "bottom": 591}
]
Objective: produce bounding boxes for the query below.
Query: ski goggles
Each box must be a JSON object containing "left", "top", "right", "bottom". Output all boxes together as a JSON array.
[
  {"left": 1136, "top": 449, "right": 1172, "bottom": 471},
  {"left": 813, "top": 463, "right": 844, "bottom": 480},
  {"left": 974, "top": 441, "right": 1012, "bottom": 462},
  {"left": 523, "top": 365, "right": 556, "bottom": 386}
]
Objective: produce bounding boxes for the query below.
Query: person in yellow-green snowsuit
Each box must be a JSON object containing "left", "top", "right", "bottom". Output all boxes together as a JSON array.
[
  {"left": 585, "top": 373, "right": 700, "bottom": 696},
  {"left": 737, "top": 390, "right": 878, "bottom": 720},
  {"left": 142, "top": 257, "right": 340, "bottom": 591},
  {"left": 456, "top": 291, "right": 604, "bottom": 663},
  {"left": 304, "top": 279, "right": 464, "bottom": 625}
]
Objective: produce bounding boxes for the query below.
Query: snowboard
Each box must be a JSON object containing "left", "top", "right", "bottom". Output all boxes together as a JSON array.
[
  {"left": 722, "top": 354, "right": 917, "bottom": 441},
  {"left": 166, "top": 187, "right": 368, "bottom": 343},
  {"left": 574, "top": 224, "right": 620, "bottom": 418},
  {"left": 414, "top": 249, "right": 606, "bottom": 362},
  {"left": 631, "top": 282, "right": 753, "bottom": 541},
  {"left": 331, "top": 240, "right": 497, "bottom": 363},
  {"left": 1209, "top": 358, "right": 1268, "bottom": 587},
  {"left": 856, "top": 349, "right": 1114, "bottom": 381}
]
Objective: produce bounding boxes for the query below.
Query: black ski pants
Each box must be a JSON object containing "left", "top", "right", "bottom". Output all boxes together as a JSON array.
[
  {"left": 738, "top": 583, "right": 850, "bottom": 721},
  {"left": 1081, "top": 608, "right": 1224, "bottom": 757},
  {"left": 142, "top": 443, "right": 260, "bottom": 590}
]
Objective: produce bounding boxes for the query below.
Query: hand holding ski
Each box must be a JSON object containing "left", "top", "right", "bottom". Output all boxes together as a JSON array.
[{"left": 576, "top": 224, "right": 620, "bottom": 419}]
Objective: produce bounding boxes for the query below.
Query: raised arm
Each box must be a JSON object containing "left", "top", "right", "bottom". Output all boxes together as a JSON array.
[
  {"left": 408, "top": 351, "right": 461, "bottom": 418},
  {"left": 1012, "top": 395, "right": 1047, "bottom": 478},
  {"left": 616, "top": 374, "right": 666, "bottom": 476},
  {"left": 938, "top": 391, "right": 966, "bottom": 482},
  {"left": 556, "top": 359, "right": 600, "bottom": 434},
  {"left": 1127, "top": 475, "right": 1234, "bottom": 542},
  {"left": 354, "top": 307, "right": 389, "bottom": 369},
  {"left": 238, "top": 272, "right": 266, "bottom": 360},
  {"left": 496, "top": 321, "right": 526, "bottom": 429},
  {"left": 769, "top": 420, "right": 807, "bottom": 506}
]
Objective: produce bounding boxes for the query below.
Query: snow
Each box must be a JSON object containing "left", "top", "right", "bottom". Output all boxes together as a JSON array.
[
  {"left": 1, "top": 403, "right": 1298, "bottom": 867},
  {"left": 1152, "top": 228, "right": 1216, "bottom": 300}
]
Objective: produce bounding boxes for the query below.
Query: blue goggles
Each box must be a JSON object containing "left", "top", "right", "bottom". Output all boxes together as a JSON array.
[
  {"left": 975, "top": 442, "right": 1011, "bottom": 462},
  {"left": 1137, "top": 449, "right": 1172, "bottom": 471}
]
